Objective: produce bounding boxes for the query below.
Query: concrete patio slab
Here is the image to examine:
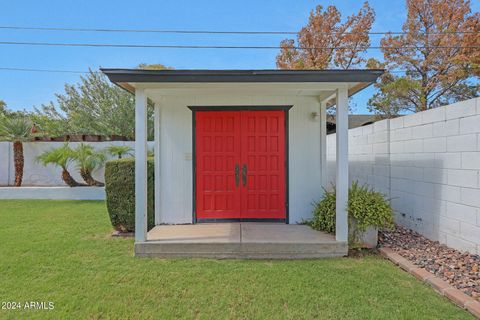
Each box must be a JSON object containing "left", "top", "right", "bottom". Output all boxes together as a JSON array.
[
  {"left": 136, "top": 223, "right": 347, "bottom": 259},
  {"left": 147, "top": 223, "right": 241, "bottom": 243},
  {"left": 241, "top": 223, "right": 337, "bottom": 243}
]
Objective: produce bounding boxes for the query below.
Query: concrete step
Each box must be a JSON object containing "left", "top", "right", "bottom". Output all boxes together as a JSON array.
[
  {"left": 135, "top": 241, "right": 348, "bottom": 259},
  {"left": 137, "top": 223, "right": 348, "bottom": 259}
]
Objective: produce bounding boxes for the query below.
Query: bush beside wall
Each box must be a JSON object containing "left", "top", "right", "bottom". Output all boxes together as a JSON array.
[
  {"left": 311, "top": 181, "right": 394, "bottom": 247},
  {"left": 104, "top": 157, "right": 154, "bottom": 232}
]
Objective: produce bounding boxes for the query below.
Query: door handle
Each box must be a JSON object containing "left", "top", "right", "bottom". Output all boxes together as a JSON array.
[
  {"left": 242, "top": 164, "right": 247, "bottom": 187},
  {"left": 234, "top": 164, "right": 240, "bottom": 187}
]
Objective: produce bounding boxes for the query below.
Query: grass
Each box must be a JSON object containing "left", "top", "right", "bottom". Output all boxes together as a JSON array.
[{"left": 0, "top": 200, "right": 473, "bottom": 319}]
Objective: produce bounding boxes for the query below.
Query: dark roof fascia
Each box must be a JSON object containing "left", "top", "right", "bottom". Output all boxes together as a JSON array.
[{"left": 100, "top": 68, "right": 384, "bottom": 84}]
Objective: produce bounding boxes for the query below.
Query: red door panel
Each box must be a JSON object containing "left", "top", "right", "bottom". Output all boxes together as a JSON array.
[
  {"left": 240, "top": 111, "right": 286, "bottom": 219},
  {"left": 196, "top": 111, "right": 242, "bottom": 219},
  {"left": 195, "top": 110, "right": 286, "bottom": 221}
]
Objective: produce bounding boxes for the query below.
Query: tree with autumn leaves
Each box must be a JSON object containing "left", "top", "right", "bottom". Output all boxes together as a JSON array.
[
  {"left": 277, "top": 2, "right": 375, "bottom": 70},
  {"left": 369, "top": 0, "right": 480, "bottom": 115},
  {"left": 277, "top": 0, "right": 479, "bottom": 116}
]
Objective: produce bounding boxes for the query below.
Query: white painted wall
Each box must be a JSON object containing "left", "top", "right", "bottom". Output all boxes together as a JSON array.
[
  {"left": 155, "top": 95, "right": 323, "bottom": 224},
  {"left": 0, "top": 142, "right": 11, "bottom": 185},
  {"left": 327, "top": 97, "right": 480, "bottom": 254},
  {"left": 0, "top": 186, "right": 105, "bottom": 200},
  {"left": 0, "top": 141, "right": 154, "bottom": 187}
]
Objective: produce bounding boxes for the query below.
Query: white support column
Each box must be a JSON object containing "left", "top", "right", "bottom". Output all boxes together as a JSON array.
[
  {"left": 135, "top": 88, "right": 148, "bottom": 243},
  {"left": 320, "top": 99, "right": 327, "bottom": 190},
  {"left": 335, "top": 86, "right": 349, "bottom": 242},
  {"left": 154, "top": 102, "right": 161, "bottom": 225}
]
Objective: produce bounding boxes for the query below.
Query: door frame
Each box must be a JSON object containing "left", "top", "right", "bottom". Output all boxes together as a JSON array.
[{"left": 188, "top": 105, "right": 293, "bottom": 224}]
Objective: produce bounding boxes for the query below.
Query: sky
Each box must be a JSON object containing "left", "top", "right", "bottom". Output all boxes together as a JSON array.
[{"left": 0, "top": 0, "right": 478, "bottom": 114}]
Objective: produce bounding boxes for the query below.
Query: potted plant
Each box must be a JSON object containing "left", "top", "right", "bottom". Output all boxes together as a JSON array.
[{"left": 310, "top": 181, "right": 394, "bottom": 248}]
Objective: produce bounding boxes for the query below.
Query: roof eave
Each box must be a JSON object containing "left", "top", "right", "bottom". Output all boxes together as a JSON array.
[{"left": 101, "top": 68, "right": 383, "bottom": 85}]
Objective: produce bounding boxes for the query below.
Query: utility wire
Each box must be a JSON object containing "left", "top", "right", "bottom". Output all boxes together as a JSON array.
[
  {"left": 0, "top": 67, "right": 477, "bottom": 74},
  {"left": 0, "top": 67, "right": 86, "bottom": 73},
  {"left": 0, "top": 41, "right": 478, "bottom": 50},
  {"left": 0, "top": 25, "right": 478, "bottom": 35}
]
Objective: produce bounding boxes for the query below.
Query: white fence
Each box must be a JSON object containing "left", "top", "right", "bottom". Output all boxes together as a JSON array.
[{"left": 327, "top": 97, "right": 480, "bottom": 254}]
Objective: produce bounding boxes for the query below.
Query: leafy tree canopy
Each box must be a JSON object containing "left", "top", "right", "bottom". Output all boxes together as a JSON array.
[
  {"left": 137, "top": 63, "right": 174, "bottom": 70},
  {"left": 0, "top": 101, "right": 28, "bottom": 119},
  {"left": 0, "top": 100, "right": 6, "bottom": 113},
  {"left": 276, "top": 2, "right": 375, "bottom": 70},
  {"left": 368, "top": 0, "right": 479, "bottom": 115},
  {"left": 33, "top": 63, "right": 173, "bottom": 139},
  {"left": 34, "top": 70, "right": 137, "bottom": 138}
]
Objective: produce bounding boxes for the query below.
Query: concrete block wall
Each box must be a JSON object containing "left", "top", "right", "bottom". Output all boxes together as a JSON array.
[
  {"left": 327, "top": 118, "right": 391, "bottom": 195},
  {"left": 327, "top": 98, "right": 480, "bottom": 254}
]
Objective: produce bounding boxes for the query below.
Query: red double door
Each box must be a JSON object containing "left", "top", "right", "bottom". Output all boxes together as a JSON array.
[{"left": 195, "top": 110, "right": 286, "bottom": 221}]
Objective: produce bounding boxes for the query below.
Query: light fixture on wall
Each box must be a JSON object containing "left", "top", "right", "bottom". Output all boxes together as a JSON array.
[{"left": 310, "top": 111, "right": 320, "bottom": 121}]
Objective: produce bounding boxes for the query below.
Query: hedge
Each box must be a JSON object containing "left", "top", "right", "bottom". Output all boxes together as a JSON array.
[{"left": 104, "top": 157, "right": 154, "bottom": 232}]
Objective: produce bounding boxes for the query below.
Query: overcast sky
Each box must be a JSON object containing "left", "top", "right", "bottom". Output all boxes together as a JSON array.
[{"left": 0, "top": 0, "right": 478, "bottom": 113}]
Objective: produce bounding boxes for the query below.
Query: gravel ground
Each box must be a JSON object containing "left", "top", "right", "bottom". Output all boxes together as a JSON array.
[{"left": 379, "top": 226, "right": 480, "bottom": 301}]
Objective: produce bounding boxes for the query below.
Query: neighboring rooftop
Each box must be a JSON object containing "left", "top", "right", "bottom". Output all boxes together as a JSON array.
[{"left": 327, "top": 114, "right": 382, "bottom": 134}]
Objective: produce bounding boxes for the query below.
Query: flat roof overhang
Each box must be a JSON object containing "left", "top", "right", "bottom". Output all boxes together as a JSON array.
[{"left": 100, "top": 68, "right": 384, "bottom": 103}]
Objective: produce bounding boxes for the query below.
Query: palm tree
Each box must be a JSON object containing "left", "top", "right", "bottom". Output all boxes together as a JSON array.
[
  {"left": 106, "top": 145, "right": 133, "bottom": 159},
  {"left": 37, "top": 143, "right": 83, "bottom": 187},
  {"left": 0, "top": 116, "right": 33, "bottom": 186},
  {"left": 72, "top": 143, "right": 106, "bottom": 186}
]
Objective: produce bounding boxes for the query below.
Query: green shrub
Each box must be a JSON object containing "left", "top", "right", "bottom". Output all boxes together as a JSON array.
[
  {"left": 311, "top": 181, "right": 394, "bottom": 244},
  {"left": 104, "top": 157, "right": 154, "bottom": 232}
]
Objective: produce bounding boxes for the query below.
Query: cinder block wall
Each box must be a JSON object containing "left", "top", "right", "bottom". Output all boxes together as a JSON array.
[{"left": 327, "top": 97, "right": 480, "bottom": 254}]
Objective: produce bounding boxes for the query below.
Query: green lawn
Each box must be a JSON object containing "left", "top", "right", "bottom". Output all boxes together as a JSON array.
[{"left": 0, "top": 200, "right": 473, "bottom": 319}]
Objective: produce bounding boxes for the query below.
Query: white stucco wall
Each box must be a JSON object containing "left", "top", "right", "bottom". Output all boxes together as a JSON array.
[
  {"left": 0, "top": 141, "right": 11, "bottom": 185},
  {"left": 327, "top": 97, "right": 480, "bottom": 254},
  {"left": 0, "top": 186, "right": 105, "bottom": 200},
  {"left": 155, "top": 95, "right": 323, "bottom": 224},
  {"left": 0, "top": 141, "right": 156, "bottom": 187}
]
